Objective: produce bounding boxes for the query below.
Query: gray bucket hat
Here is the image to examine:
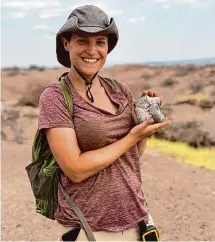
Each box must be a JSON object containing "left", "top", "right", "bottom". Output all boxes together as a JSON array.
[{"left": 56, "top": 5, "right": 119, "bottom": 68}]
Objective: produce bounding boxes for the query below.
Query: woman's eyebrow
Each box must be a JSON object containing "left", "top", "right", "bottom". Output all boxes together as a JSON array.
[
  {"left": 96, "top": 37, "right": 107, "bottom": 40},
  {"left": 76, "top": 35, "right": 87, "bottom": 39}
]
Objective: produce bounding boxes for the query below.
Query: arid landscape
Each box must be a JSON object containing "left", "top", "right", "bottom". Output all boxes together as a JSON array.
[{"left": 1, "top": 64, "right": 215, "bottom": 241}]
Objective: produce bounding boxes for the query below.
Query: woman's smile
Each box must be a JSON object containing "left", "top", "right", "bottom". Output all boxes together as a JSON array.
[{"left": 81, "top": 57, "right": 99, "bottom": 64}]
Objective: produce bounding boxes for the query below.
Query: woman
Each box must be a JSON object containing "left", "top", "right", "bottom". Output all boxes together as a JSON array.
[{"left": 39, "top": 4, "right": 171, "bottom": 241}]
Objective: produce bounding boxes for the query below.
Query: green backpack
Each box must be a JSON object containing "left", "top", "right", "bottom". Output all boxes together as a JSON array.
[{"left": 25, "top": 73, "right": 120, "bottom": 239}]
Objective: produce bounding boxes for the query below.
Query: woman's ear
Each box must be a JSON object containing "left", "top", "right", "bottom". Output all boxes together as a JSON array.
[{"left": 62, "top": 37, "right": 69, "bottom": 51}]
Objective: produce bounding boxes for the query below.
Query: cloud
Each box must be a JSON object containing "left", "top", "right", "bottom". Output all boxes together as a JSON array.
[
  {"left": 3, "top": 0, "right": 123, "bottom": 20},
  {"left": 39, "top": 8, "right": 69, "bottom": 19},
  {"left": 151, "top": 0, "right": 213, "bottom": 9},
  {"left": 156, "top": 0, "right": 198, "bottom": 3},
  {"left": 38, "top": 1, "right": 123, "bottom": 19},
  {"left": 71, "top": 1, "right": 123, "bottom": 17},
  {"left": 155, "top": 0, "right": 212, "bottom": 5},
  {"left": 3, "top": 0, "right": 61, "bottom": 11},
  {"left": 33, "top": 24, "right": 50, "bottom": 30},
  {"left": 163, "top": 4, "right": 170, "bottom": 8},
  {"left": 42, "top": 34, "right": 53, "bottom": 39},
  {"left": 6, "top": 11, "right": 27, "bottom": 19},
  {"left": 127, "top": 16, "right": 145, "bottom": 23}
]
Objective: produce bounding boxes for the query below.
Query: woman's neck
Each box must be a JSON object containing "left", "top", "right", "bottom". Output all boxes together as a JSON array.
[{"left": 68, "top": 66, "right": 101, "bottom": 93}]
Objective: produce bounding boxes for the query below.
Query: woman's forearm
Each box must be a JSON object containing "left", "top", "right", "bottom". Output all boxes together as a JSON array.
[
  {"left": 69, "top": 133, "right": 139, "bottom": 182},
  {"left": 137, "top": 138, "right": 147, "bottom": 157}
]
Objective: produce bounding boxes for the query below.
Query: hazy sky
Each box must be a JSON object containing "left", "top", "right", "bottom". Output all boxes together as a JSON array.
[{"left": 1, "top": 0, "right": 215, "bottom": 67}]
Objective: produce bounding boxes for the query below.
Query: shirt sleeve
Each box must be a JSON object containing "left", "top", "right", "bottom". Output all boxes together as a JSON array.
[{"left": 38, "top": 84, "right": 74, "bottom": 130}]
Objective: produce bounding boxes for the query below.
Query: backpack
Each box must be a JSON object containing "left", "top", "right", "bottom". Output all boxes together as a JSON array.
[{"left": 25, "top": 72, "right": 120, "bottom": 240}]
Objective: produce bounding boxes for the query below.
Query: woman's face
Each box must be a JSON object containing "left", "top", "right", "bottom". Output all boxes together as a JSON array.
[{"left": 62, "top": 32, "right": 108, "bottom": 77}]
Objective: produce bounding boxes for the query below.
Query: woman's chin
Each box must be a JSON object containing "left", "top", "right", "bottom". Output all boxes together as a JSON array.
[{"left": 79, "top": 66, "right": 102, "bottom": 77}]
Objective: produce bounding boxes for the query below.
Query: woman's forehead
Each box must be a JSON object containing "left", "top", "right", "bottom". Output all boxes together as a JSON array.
[{"left": 74, "top": 32, "right": 108, "bottom": 39}]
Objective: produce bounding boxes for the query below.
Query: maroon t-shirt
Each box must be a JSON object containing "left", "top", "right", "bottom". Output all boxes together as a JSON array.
[{"left": 38, "top": 75, "right": 149, "bottom": 232}]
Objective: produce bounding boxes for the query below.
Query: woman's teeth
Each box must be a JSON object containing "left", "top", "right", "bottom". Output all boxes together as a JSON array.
[{"left": 83, "top": 58, "right": 98, "bottom": 63}]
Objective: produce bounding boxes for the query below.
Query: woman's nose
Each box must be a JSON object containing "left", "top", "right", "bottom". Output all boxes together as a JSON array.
[{"left": 86, "top": 44, "right": 97, "bottom": 56}]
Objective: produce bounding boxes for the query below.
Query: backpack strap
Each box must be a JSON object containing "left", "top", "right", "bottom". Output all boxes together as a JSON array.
[
  {"left": 58, "top": 75, "right": 120, "bottom": 117},
  {"left": 59, "top": 180, "right": 96, "bottom": 241},
  {"left": 104, "top": 77, "right": 136, "bottom": 123},
  {"left": 58, "top": 78, "right": 74, "bottom": 118},
  {"left": 58, "top": 74, "right": 96, "bottom": 241},
  {"left": 103, "top": 77, "right": 120, "bottom": 90}
]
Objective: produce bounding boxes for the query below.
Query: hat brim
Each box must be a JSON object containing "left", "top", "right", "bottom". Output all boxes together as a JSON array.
[{"left": 56, "top": 16, "right": 118, "bottom": 68}]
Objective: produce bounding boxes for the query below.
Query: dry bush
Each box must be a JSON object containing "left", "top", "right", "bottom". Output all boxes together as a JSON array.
[
  {"left": 189, "top": 82, "right": 204, "bottom": 94},
  {"left": 174, "top": 65, "right": 197, "bottom": 77},
  {"left": 6, "top": 66, "right": 20, "bottom": 77},
  {"left": 154, "top": 120, "right": 214, "bottom": 148},
  {"left": 140, "top": 73, "right": 154, "bottom": 79},
  {"left": 199, "top": 99, "right": 214, "bottom": 109},
  {"left": 29, "top": 65, "right": 45, "bottom": 72},
  {"left": 162, "top": 78, "right": 178, "bottom": 87},
  {"left": 210, "top": 88, "right": 215, "bottom": 96},
  {"left": 1, "top": 105, "right": 24, "bottom": 144},
  {"left": 141, "top": 82, "right": 151, "bottom": 90},
  {"left": 17, "top": 82, "right": 47, "bottom": 107}
]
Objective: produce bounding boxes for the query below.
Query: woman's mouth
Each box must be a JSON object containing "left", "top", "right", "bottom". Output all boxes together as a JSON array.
[{"left": 82, "top": 58, "right": 99, "bottom": 63}]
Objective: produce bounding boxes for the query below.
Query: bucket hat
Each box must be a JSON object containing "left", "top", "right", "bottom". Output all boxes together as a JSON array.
[{"left": 56, "top": 5, "right": 119, "bottom": 68}]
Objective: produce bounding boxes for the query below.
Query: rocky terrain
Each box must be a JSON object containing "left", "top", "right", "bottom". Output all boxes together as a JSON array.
[
  {"left": 1, "top": 64, "right": 215, "bottom": 241},
  {"left": 2, "top": 64, "right": 215, "bottom": 147}
]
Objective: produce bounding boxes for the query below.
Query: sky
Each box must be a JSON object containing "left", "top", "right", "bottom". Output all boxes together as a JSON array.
[{"left": 1, "top": 0, "right": 215, "bottom": 68}]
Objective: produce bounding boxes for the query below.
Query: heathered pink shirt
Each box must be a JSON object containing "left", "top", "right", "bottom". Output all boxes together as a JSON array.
[{"left": 38, "top": 75, "right": 149, "bottom": 232}]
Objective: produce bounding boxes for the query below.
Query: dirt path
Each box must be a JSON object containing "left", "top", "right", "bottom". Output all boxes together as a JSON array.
[{"left": 2, "top": 140, "right": 215, "bottom": 241}]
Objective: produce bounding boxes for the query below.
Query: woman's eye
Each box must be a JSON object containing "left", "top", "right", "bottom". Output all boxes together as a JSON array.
[
  {"left": 97, "top": 41, "right": 105, "bottom": 45},
  {"left": 78, "top": 39, "right": 87, "bottom": 43}
]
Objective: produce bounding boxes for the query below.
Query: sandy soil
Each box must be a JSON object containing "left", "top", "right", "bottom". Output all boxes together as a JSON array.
[
  {"left": 1, "top": 65, "right": 215, "bottom": 241},
  {"left": 2, "top": 140, "right": 215, "bottom": 241}
]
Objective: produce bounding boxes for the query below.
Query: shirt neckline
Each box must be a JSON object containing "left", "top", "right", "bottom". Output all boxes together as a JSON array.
[{"left": 65, "top": 75, "right": 122, "bottom": 116}]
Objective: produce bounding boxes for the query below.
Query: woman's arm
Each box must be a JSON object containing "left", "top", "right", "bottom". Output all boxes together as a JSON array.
[
  {"left": 137, "top": 138, "right": 147, "bottom": 158},
  {"left": 46, "top": 118, "right": 171, "bottom": 183},
  {"left": 46, "top": 127, "right": 139, "bottom": 183}
]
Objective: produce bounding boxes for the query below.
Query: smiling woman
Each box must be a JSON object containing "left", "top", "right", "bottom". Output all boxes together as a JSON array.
[
  {"left": 33, "top": 4, "right": 171, "bottom": 242},
  {"left": 62, "top": 33, "right": 108, "bottom": 79}
]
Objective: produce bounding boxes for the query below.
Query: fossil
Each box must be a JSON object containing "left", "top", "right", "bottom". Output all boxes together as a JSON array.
[{"left": 134, "top": 95, "right": 165, "bottom": 124}]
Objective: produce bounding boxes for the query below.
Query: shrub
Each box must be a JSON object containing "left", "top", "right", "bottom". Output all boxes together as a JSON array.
[
  {"left": 190, "top": 82, "right": 204, "bottom": 94},
  {"left": 17, "top": 82, "right": 47, "bottom": 107},
  {"left": 29, "top": 65, "right": 45, "bottom": 71},
  {"left": 174, "top": 65, "right": 197, "bottom": 77},
  {"left": 6, "top": 66, "right": 20, "bottom": 77},
  {"left": 162, "top": 78, "right": 178, "bottom": 87}
]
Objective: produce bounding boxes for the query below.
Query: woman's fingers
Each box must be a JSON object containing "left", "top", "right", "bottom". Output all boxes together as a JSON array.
[
  {"left": 130, "top": 119, "right": 154, "bottom": 136},
  {"left": 141, "top": 90, "right": 158, "bottom": 97},
  {"left": 141, "top": 91, "right": 148, "bottom": 96},
  {"left": 144, "top": 120, "right": 172, "bottom": 134}
]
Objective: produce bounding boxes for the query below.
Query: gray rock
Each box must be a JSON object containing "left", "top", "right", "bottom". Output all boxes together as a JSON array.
[{"left": 134, "top": 95, "right": 165, "bottom": 123}]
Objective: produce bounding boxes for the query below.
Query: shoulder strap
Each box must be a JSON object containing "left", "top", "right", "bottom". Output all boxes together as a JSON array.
[
  {"left": 59, "top": 180, "right": 96, "bottom": 241},
  {"left": 103, "top": 77, "right": 121, "bottom": 91},
  {"left": 58, "top": 78, "right": 74, "bottom": 118},
  {"left": 57, "top": 74, "right": 96, "bottom": 241},
  {"left": 104, "top": 77, "right": 136, "bottom": 123}
]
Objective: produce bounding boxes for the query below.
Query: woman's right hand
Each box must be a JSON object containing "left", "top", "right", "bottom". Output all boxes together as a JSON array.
[{"left": 129, "top": 119, "right": 172, "bottom": 142}]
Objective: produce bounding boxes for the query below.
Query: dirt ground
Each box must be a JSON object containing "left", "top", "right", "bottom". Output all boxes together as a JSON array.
[
  {"left": 1, "top": 65, "right": 215, "bottom": 241},
  {"left": 1, "top": 139, "right": 215, "bottom": 241}
]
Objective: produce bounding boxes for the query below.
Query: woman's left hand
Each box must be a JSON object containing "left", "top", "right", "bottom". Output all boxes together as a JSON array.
[{"left": 141, "top": 90, "right": 163, "bottom": 104}]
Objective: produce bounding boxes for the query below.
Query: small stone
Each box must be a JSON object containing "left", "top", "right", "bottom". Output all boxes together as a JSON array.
[{"left": 134, "top": 95, "right": 165, "bottom": 124}]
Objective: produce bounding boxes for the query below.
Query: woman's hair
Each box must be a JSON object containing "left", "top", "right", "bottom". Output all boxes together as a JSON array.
[{"left": 61, "top": 31, "right": 72, "bottom": 41}]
